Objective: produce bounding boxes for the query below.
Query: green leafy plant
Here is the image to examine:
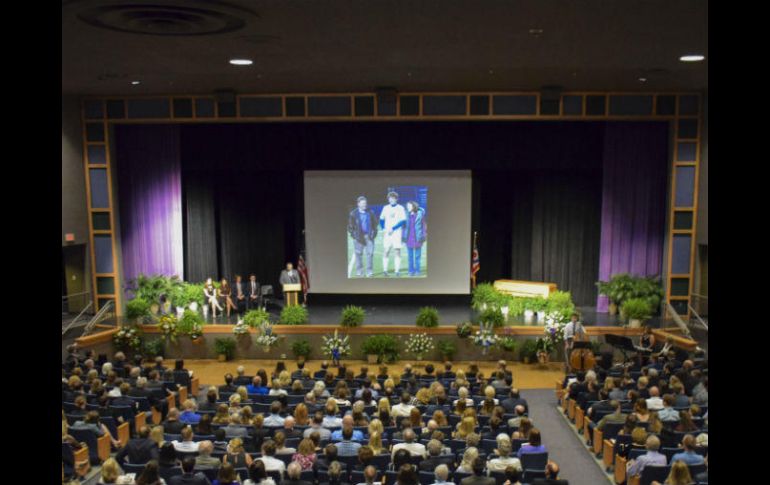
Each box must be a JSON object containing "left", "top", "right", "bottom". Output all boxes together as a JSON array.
[
  {"left": 535, "top": 336, "right": 555, "bottom": 354},
  {"left": 499, "top": 336, "right": 517, "bottom": 353},
  {"left": 620, "top": 298, "right": 652, "bottom": 322},
  {"left": 340, "top": 305, "right": 365, "bottom": 327},
  {"left": 361, "top": 335, "right": 399, "bottom": 363},
  {"left": 291, "top": 339, "right": 313, "bottom": 359},
  {"left": 281, "top": 305, "right": 309, "bottom": 325},
  {"left": 177, "top": 309, "right": 204, "bottom": 339},
  {"left": 125, "top": 298, "right": 151, "bottom": 321},
  {"left": 456, "top": 321, "right": 473, "bottom": 338},
  {"left": 597, "top": 274, "right": 664, "bottom": 313},
  {"left": 528, "top": 296, "right": 548, "bottom": 312},
  {"left": 416, "top": 307, "right": 440, "bottom": 328},
  {"left": 471, "top": 283, "right": 498, "bottom": 310},
  {"left": 546, "top": 291, "right": 576, "bottom": 323},
  {"left": 519, "top": 339, "right": 539, "bottom": 362},
  {"left": 143, "top": 338, "right": 165, "bottom": 358},
  {"left": 127, "top": 274, "right": 184, "bottom": 305},
  {"left": 214, "top": 337, "right": 237, "bottom": 361},
  {"left": 479, "top": 307, "right": 505, "bottom": 328},
  {"left": 243, "top": 308, "right": 271, "bottom": 328},
  {"left": 174, "top": 282, "right": 205, "bottom": 307},
  {"left": 437, "top": 339, "right": 457, "bottom": 360},
  {"left": 629, "top": 276, "right": 665, "bottom": 313},
  {"left": 505, "top": 296, "right": 525, "bottom": 317}
]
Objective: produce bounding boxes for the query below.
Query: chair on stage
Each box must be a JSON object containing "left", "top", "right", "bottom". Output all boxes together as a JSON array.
[{"left": 261, "top": 285, "right": 275, "bottom": 309}]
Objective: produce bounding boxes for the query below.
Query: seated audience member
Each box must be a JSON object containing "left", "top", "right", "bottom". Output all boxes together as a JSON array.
[
  {"left": 158, "top": 442, "right": 179, "bottom": 469},
  {"left": 196, "top": 440, "right": 221, "bottom": 469},
  {"left": 134, "top": 460, "right": 164, "bottom": 485},
  {"left": 356, "top": 464, "right": 380, "bottom": 485},
  {"left": 168, "top": 456, "right": 210, "bottom": 485},
  {"left": 224, "top": 437, "right": 253, "bottom": 469},
  {"left": 260, "top": 440, "right": 287, "bottom": 477},
  {"left": 670, "top": 434, "right": 705, "bottom": 466},
  {"left": 627, "top": 435, "right": 667, "bottom": 479},
  {"left": 305, "top": 411, "right": 332, "bottom": 440},
  {"left": 507, "top": 405, "right": 527, "bottom": 429},
  {"left": 264, "top": 401, "right": 286, "bottom": 427},
  {"left": 517, "top": 428, "right": 547, "bottom": 457},
  {"left": 248, "top": 376, "right": 269, "bottom": 395},
  {"left": 487, "top": 437, "right": 522, "bottom": 473},
  {"left": 501, "top": 466, "right": 522, "bottom": 485},
  {"left": 196, "top": 413, "right": 214, "bottom": 436},
  {"left": 99, "top": 457, "right": 129, "bottom": 485},
  {"left": 419, "top": 439, "right": 453, "bottom": 472},
  {"left": 219, "top": 374, "right": 238, "bottom": 394},
  {"left": 651, "top": 460, "right": 694, "bottom": 485},
  {"left": 292, "top": 438, "right": 317, "bottom": 471},
  {"left": 658, "top": 395, "right": 681, "bottom": 422},
  {"left": 173, "top": 425, "right": 199, "bottom": 453},
  {"left": 530, "top": 462, "right": 567, "bottom": 485},
  {"left": 162, "top": 408, "right": 186, "bottom": 435},
  {"left": 199, "top": 388, "right": 220, "bottom": 412},
  {"left": 646, "top": 387, "right": 664, "bottom": 411},
  {"left": 432, "top": 464, "right": 455, "bottom": 485},
  {"left": 314, "top": 444, "right": 339, "bottom": 473},
  {"left": 280, "top": 461, "right": 312, "bottom": 485},
  {"left": 179, "top": 399, "right": 201, "bottom": 425},
  {"left": 460, "top": 456, "right": 495, "bottom": 485},
  {"left": 323, "top": 401, "right": 343, "bottom": 428},
  {"left": 511, "top": 418, "right": 533, "bottom": 440},
  {"left": 395, "top": 463, "right": 419, "bottom": 485},
  {"left": 332, "top": 415, "right": 365, "bottom": 441},
  {"left": 274, "top": 431, "right": 297, "bottom": 455},
  {"left": 392, "top": 392, "right": 416, "bottom": 418},
  {"left": 72, "top": 410, "right": 121, "bottom": 449},
  {"left": 214, "top": 462, "right": 240, "bottom": 485},
  {"left": 336, "top": 425, "right": 363, "bottom": 456},
  {"left": 115, "top": 425, "right": 159, "bottom": 465},
  {"left": 391, "top": 428, "right": 426, "bottom": 458},
  {"left": 244, "top": 460, "right": 277, "bottom": 485},
  {"left": 455, "top": 448, "right": 479, "bottom": 474}
]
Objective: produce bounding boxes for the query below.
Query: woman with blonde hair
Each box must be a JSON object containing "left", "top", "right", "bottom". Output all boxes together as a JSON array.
[
  {"left": 99, "top": 457, "right": 125, "bottom": 484},
  {"left": 456, "top": 447, "right": 479, "bottom": 473},
  {"left": 656, "top": 460, "right": 693, "bottom": 485},
  {"left": 292, "top": 438, "right": 317, "bottom": 470},
  {"left": 223, "top": 437, "right": 253, "bottom": 469},
  {"left": 294, "top": 403, "right": 310, "bottom": 426},
  {"left": 291, "top": 380, "right": 304, "bottom": 395},
  {"left": 432, "top": 410, "right": 448, "bottom": 427},
  {"left": 228, "top": 394, "right": 242, "bottom": 415},
  {"left": 313, "top": 381, "right": 329, "bottom": 399},
  {"left": 409, "top": 407, "right": 423, "bottom": 429},
  {"left": 241, "top": 405, "right": 255, "bottom": 425},
  {"left": 213, "top": 404, "right": 230, "bottom": 424},
  {"left": 334, "top": 387, "right": 352, "bottom": 407},
  {"left": 453, "top": 416, "right": 476, "bottom": 439},
  {"left": 648, "top": 412, "right": 663, "bottom": 434},
  {"left": 415, "top": 388, "right": 431, "bottom": 406},
  {"left": 368, "top": 430, "right": 385, "bottom": 455},
  {"left": 150, "top": 425, "right": 165, "bottom": 447},
  {"left": 452, "top": 370, "right": 468, "bottom": 390},
  {"left": 512, "top": 417, "right": 532, "bottom": 440},
  {"left": 454, "top": 387, "right": 474, "bottom": 407},
  {"left": 462, "top": 408, "right": 478, "bottom": 425},
  {"left": 236, "top": 386, "right": 249, "bottom": 402},
  {"left": 278, "top": 370, "right": 292, "bottom": 388}
]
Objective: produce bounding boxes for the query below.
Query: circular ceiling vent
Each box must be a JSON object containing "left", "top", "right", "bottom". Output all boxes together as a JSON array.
[{"left": 73, "top": 1, "right": 258, "bottom": 36}]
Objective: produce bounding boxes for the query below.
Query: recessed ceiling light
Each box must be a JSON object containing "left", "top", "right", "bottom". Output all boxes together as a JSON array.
[
  {"left": 488, "top": 69, "right": 494, "bottom": 75},
  {"left": 638, "top": 77, "right": 647, "bottom": 83},
  {"left": 679, "top": 55, "right": 704, "bottom": 62},
  {"left": 131, "top": 80, "right": 141, "bottom": 85},
  {"left": 229, "top": 58, "right": 253, "bottom": 66},
  {"left": 529, "top": 28, "right": 543, "bottom": 35}
]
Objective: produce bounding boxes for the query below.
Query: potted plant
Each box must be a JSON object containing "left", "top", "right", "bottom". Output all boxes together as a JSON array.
[
  {"left": 522, "top": 297, "right": 536, "bottom": 322},
  {"left": 243, "top": 308, "right": 270, "bottom": 328},
  {"left": 156, "top": 314, "right": 179, "bottom": 343},
  {"left": 620, "top": 298, "right": 652, "bottom": 328},
  {"left": 479, "top": 307, "right": 505, "bottom": 328},
  {"left": 178, "top": 309, "right": 204, "bottom": 343},
  {"left": 519, "top": 339, "right": 538, "bottom": 364},
  {"left": 125, "top": 298, "right": 151, "bottom": 324},
  {"left": 340, "top": 305, "right": 365, "bottom": 327},
  {"left": 437, "top": 339, "right": 457, "bottom": 361},
  {"left": 602, "top": 273, "right": 636, "bottom": 315},
  {"left": 113, "top": 324, "right": 143, "bottom": 353},
  {"left": 472, "top": 323, "right": 500, "bottom": 356},
  {"left": 471, "top": 283, "right": 498, "bottom": 311},
  {"left": 630, "top": 276, "right": 665, "bottom": 315},
  {"left": 143, "top": 338, "right": 165, "bottom": 359},
  {"left": 291, "top": 339, "right": 312, "bottom": 364},
  {"left": 361, "top": 335, "right": 399, "bottom": 364},
  {"left": 545, "top": 291, "right": 576, "bottom": 324},
  {"left": 214, "top": 337, "right": 236, "bottom": 361},
  {"left": 506, "top": 296, "right": 525, "bottom": 320},
  {"left": 280, "top": 305, "right": 309, "bottom": 325},
  {"left": 416, "top": 306, "right": 440, "bottom": 328},
  {"left": 456, "top": 321, "right": 473, "bottom": 338},
  {"left": 535, "top": 337, "right": 555, "bottom": 364},
  {"left": 405, "top": 333, "right": 435, "bottom": 361},
  {"left": 499, "top": 336, "right": 517, "bottom": 355},
  {"left": 178, "top": 282, "right": 205, "bottom": 313},
  {"left": 529, "top": 296, "right": 548, "bottom": 322}
]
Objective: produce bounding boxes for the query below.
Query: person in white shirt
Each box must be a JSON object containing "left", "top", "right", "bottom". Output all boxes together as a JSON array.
[
  {"left": 263, "top": 402, "right": 286, "bottom": 427},
  {"left": 431, "top": 464, "right": 455, "bottom": 485},
  {"left": 172, "top": 425, "right": 200, "bottom": 453},
  {"left": 562, "top": 313, "right": 586, "bottom": 372},
  {"left": 391, "top": 392, "right": 416, "bottom": 418},
  {"left": 646, "top": 386, "right": 664, "bottom": 411},
  {"left": 452, "top": 387, "right": 475, "bottom": 408},
  {"left": 258, "top": 440, "right": 286, "bottom": 478},
  {"left": 391, "top": 429, "right": 426, "bottom": 459},
  {"left": 486, "top": 437, "right": 522, "bottom": 474},
  {"left": 379, "top": 191, "right": 407, "bottom": 277}
]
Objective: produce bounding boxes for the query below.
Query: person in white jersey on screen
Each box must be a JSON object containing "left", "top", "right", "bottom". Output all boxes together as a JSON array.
[{"left": 379, "top": 190, "right": 407, "bottom": 277}]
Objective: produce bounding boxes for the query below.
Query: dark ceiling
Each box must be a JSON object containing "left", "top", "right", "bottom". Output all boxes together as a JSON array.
[{"left": 62, "top": 0, "right": 708, "bottom": 96}]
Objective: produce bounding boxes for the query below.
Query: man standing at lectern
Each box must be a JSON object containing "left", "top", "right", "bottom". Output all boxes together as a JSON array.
[{"left": 280, "top": 262, "right": 300, "bottom": 297}]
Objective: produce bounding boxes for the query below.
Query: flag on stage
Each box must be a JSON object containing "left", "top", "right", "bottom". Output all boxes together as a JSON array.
[
  {"left": 471, "top": 232, "right": 480, "bottom": 289},
  {"left": 298, "top": 231, "right": 309, "bottom": 304}
]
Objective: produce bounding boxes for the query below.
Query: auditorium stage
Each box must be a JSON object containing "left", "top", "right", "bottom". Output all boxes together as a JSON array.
[{"left": 201, "top": 293, "right": 666, "bottom": 328}]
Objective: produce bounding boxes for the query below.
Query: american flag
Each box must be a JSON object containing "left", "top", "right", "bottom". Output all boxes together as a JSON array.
[
  {"left": 297, "top": 231, "right": 309, "bottom": 304},
  {"left": 471, "top": 232, "right": 480, "bottom": 288}
]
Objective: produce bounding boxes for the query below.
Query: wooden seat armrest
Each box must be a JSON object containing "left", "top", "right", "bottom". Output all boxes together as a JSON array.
[
  {"left": 135, "top": 410, "right": 147, "bottom": 431},
  {"left": 593, "top": 427, "right": 604, "bottom": 454},
  {"left": 583, "top": 416, "right": 592, "bottom": 440},
  {"left": 73, "top": 446, "right": 91, "bottom": 477},
  {"left": 602, "top": 439, "right": 615, "bottom": 468},
  {"left": 179, "top": 385, "right": 188, "bottom": 404},
  {"left": 575, "top": 407, "right": 585, "bottom": 430},
  {"left": 614, "top": 454, "right": 627, "bottom": 484},
  {"left": 568, "top": 399, "right": 576, "bottom": 420},
  {"left": 117, "top": 421, "right": 130, "bottom": 447},
  {"left": 191, "top": 377, "right": 200, "bottom": 397},
  {"left": 166, "top": 393, "right": 176, "bottom": 411},
  {"left": 97, "top": 433, "right": 111, "bottom": 462}
]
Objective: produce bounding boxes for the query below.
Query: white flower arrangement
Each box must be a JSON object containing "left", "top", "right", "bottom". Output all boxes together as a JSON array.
[
  {"left": 321, "top": 330, "right": 351, "bottom": 360},
  {"left": 543, "top": 320, "right": 566, "bottom": 345},
  {"left": 255, "top": 321, "right": 278, "bottom": 350},
  {"left": 157, "top": 315, "right": 179, "bottom": 343},
  {"left": 405, "top": 333, "right": 434, "bottom": 359},
  {"left": 113, "top": 325, "right": 142, "bottom": 350},
  {"left": 232, "top": 319, "right": 251, "bottom": 336},
  {"left": 472, "top": 322, "right": 500, "bottom": 355}
]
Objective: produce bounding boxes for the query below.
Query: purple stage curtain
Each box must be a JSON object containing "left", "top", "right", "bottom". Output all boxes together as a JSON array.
[
  {"left": 115, "top": 125, "right": 183, "bottom": 294},
  {"left": 597, "top": 122, "right": 669, "bottom": 311}
]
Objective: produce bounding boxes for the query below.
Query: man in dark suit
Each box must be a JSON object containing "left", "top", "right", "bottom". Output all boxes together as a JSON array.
[
  {"left": 162, "top": 408, "right": 186, "bottom": 435},
  {"left": 426, "top": 394, "right": 451, "bottom": 416},
  {"left": 281, "top": 462, "right": 313, "bottom": 485},
  {"left": 313, "top": 444, "right": 339, "bottom": 473},
  {"left": 279, "top": 262, "right": 300, "bottom": 297},
  {"left": 481, "top": 416, "right": 504, "bottom": 441},
  {"left": 501, "top": 388, "right": 528, "bottom": 414},
  {"left": 115, "top": 426, "right": 159, "bottom": 465},
  {"left": 128, "top": 377, "right": 153, "bottom": 400},
  {"left": 314, "top": 361, "right": 329, "bottom": 379},
  {"left": 460, "top": 457, "right": 495, "bottom": 485},
  {"left": 418, "top": 440, "right": 454, "bottom": 472},
  {"left": 440, "top": 363, "right": 456, "bottom": 380},
  {"left": 169, "top": 457, "right": 211, "bottom": 485},
  {"left": 586, "top": 390, "right": 614, "bottom": 421},
  {"left": 111, "top": 383, "right": 139, "bottom": 414},
  {"left": 247, "top": 274, "right": 261, "bottom": 310},
  {"left": 291, "top": 362, "right": 306, "bottom": 381},
  {"left": 234, "top": 274, "right": 247, "bottom": 315},
  {"left": 531, "top": 462, "right": 568, "bottom": 485},
  {"left": 219, "top": 374, "right": 238, "bottom": 394}
]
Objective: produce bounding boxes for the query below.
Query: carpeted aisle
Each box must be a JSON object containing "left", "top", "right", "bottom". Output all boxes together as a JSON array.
[{"left": 521, "top": 389, "right": 611, "bottom": 485}]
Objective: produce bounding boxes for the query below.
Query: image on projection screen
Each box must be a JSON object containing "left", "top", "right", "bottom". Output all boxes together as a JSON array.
[{"left": 346, "top": 186, "right": 428, "bottom": 278}]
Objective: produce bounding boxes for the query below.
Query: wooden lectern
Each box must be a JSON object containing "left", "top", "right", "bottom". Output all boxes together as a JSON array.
[{"left": 283, "top": 283, "right": 302, "bottom": 307}]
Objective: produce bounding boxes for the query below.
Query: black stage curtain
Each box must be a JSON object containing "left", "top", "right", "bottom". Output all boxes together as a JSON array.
[{"left": 177, "top": 121, "right": 607, "bottom": 296}]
